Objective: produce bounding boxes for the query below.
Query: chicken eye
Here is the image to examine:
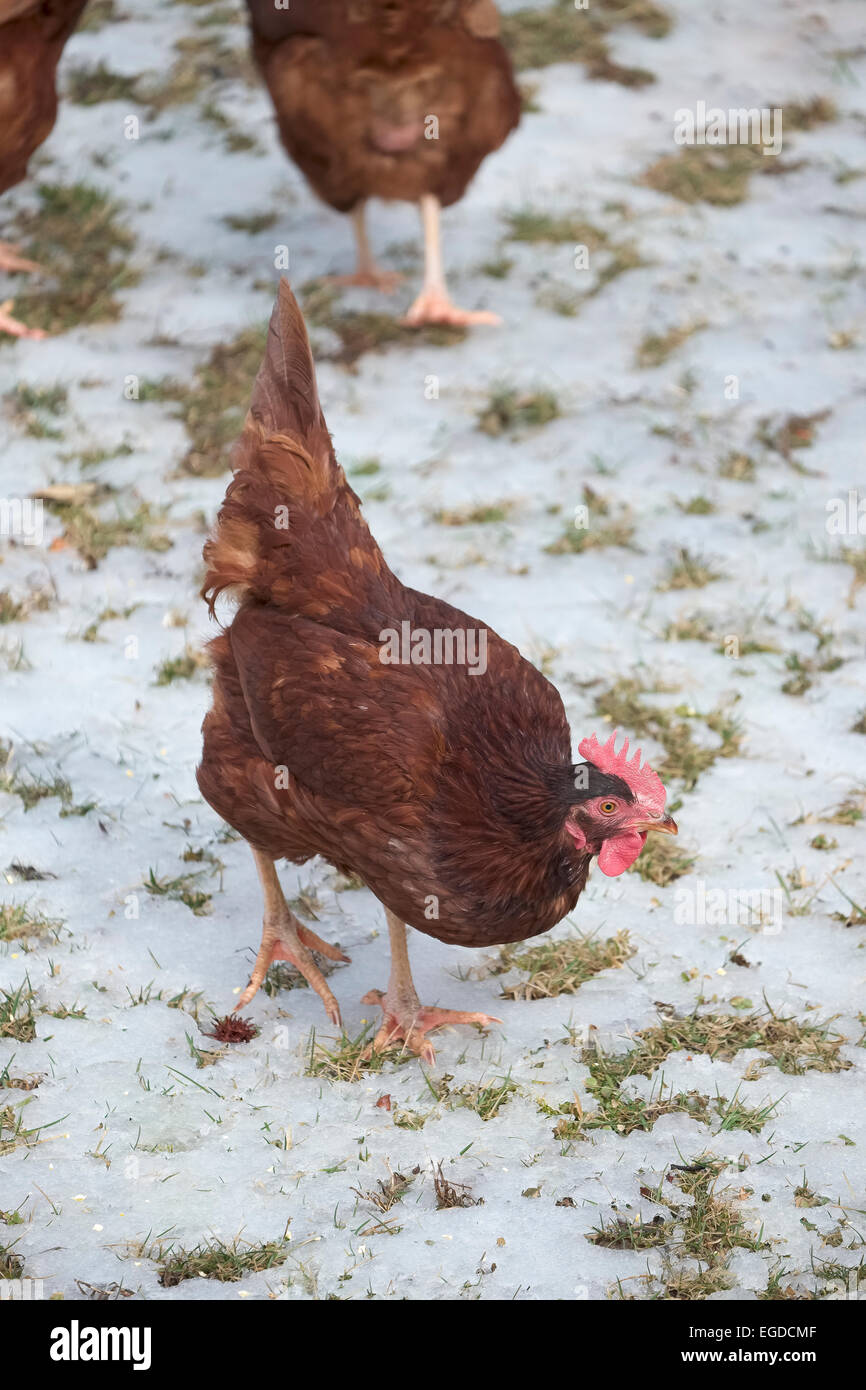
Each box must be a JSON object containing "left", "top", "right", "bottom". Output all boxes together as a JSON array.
[{"left": 599, "top": 800, "right": 617, "bottom": 814}]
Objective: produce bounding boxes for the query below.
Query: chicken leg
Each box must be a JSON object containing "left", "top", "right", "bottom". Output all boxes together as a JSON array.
[
  {"left": 236, "top": 848, "right": 350, "bottom": 1023},
  {"left": 403, "top": 194, "right": 501, "bottom": 328},
  {"left": 326, "top": 203, "right": 402, "bottom": 292},
  {"left": 362, "top": 908, "right": 500, "bottom": 1064}
]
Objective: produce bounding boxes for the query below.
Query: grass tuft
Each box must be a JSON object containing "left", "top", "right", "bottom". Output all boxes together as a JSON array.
[
  {"left": 491, "top": 930, "right": 634, "bottom": 1000},
  {"left": 6, "top": 184, "right": 138, "bottom": 334}
]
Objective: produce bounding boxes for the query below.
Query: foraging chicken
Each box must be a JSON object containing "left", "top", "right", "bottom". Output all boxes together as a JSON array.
[
  {"left": 0, "top": 0, "right": 88, "bottom": 338},
  {"left": 198, "top": 282, "right": 677, "bottom": 1062},
  {"left": 245, "top": 0, "right": 520, "bottom": 325}
]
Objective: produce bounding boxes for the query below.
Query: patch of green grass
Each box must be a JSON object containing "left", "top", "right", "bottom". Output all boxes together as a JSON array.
[
  {"left": 79, "top": 602, "right": 140, "bottom": 643},
  {"left": 490, "top": 930, "right": 634, "bottom": 1000},
  {"left": 590, "top": 1214, "right": 672, "bottom": 1249},
  {"left": 545, "top": 512, "right": 635, "bottom": 555},
  {"left": 504, "top": 208, "right": 608, "bottom": 247},
  {"left": 222, "top": 211, "right": 279, "bottom": 234},
  {"left": 719, "top": 451, "right": 757, "bottom": 482},
  {"left": 0, "top": 757, "right": 74, "bottom": 813},
  {"left": 639, "top": 102, "right": 834, "bottom": 207},
  {"left": 535, "top": 283, "right": 580, "bottom": 317},
  {"left": 756, "top": 409, "right": 829, "bottom": 469},
  {"left": 199, "top": 101, "right": 262, "bottom": 154},
  {"left": 657, "top": 547, "right": 725, "bottom": 590},
  {"left": 305, "top": 1026, "right": 408, "bottom": 1081},
  {"left": 157, "top": 1237, "right": 288, "bottom": 1287},
  {"left": 628, "top": 835, "right": 696, "bottom": 886},
  {"left": 503, "top": 0, "right": 669, "bottom": 84},
  {"left": 477, "top": 386, "right": 560, "bottom": 436},
  {"left": 153, "top": 648, "right": 207, "bottom": 685},
  {"left": 65, "top": 62, "right": 140, "bottom": 106},
  {"left": 433, "top": 502, "right": 513, "bottom": 526},
  {"left": 662, "top": 612, "right": 715, "bottom": 643},
  {"left": 479, "top": 256, "right": 514, "bottom": 279},
  {"left": 0, "top": 1239, "right": 23, "bottom": 1279},
  {"left": 0, "top": 983, "right": 38, "bottom": 1043},
  {"left": 0, "top": 904, "right": 63, "bottom": 943},
  {"left": 451, "top": 1074, "right": 518, "bottom": 1122},
  {"left": 6, "top": 383, "right": 68, "bottom": 438},
  {"left": 810, "top": 834, "right": 837, "bottom": 851},
  {"left": 593, "top": 676, "right": 742, "bottom": 790},
  {"left": 145, "top": 868, "right": 212, "bottom": 917},
  {"left": 44, "top": 498, "right": 171, "bottom": 569},
  {"left": 592, "top": 1006, "right": 850, "bottom": 1080},
  {"left": 348, "top": 458, "right": 381, "bottom": 478},
  {"left": 677, "top": 494, "right": 716, "bottom": 515},
  {"left": 77, "top": 0, "right": 120, "bottom": 30},
  {"left": 0, "top": 582, "right": 54, "bottom": 626},
  {"left": 637, "top": 321, "right": 705, "bottom": 367},
  {"left": 829, "top": 545, "right": 866, "bottom": 608},
  {"left": 640, "top": 146, "right": 768, "bottom": 206},
  {"left": 609, "top": 1161, "right": 769, "bottom": 1300},
  {"left": 7, "top": 184, "right": 139, "bottom": 334},
  {"left": 143, "top": 34, "right": 256, "bottom": 112},
  {"left": 784, "top": 97, "right": 838, "bottom": 130},
  {"left": 62, "top": 441, "right": 134, "bottom": 470},
  {"left": 544, "top": 1072, "right": 712, "bottom": 1141}
]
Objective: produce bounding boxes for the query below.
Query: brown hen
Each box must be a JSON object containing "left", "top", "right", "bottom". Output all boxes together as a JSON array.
[
  {"left": 198, "top": 282, "right": 677, "bottom": 1061},
  {"left": 0, "top": 0, "right": 88, "bottom": 338},
  {"left": 245, "top": 0, "right": 521, "bottom": 325}
]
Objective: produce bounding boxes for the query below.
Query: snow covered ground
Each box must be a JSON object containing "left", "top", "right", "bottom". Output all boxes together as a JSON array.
[{"left": 1, "top": 0, "right": 864, "bottom": 1301}]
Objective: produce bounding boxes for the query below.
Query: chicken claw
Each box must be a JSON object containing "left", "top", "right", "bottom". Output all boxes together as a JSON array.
[
  {"left": 361, "top": 907, "right": 500, "bottom": 1064},
  {"left": 361, "top": 988, "right": 501, "bottom": 1065},
  {"left": 401, "top": 289, "right": 501, "bottom": 328}
]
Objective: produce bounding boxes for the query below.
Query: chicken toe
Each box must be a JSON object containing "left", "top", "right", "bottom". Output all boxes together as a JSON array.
[
  {"left": 362, "top": 909, "right": 500, "bottom": 1064},
  {"left": 362, "top": 989, "right": 500, "bottom": 1065},
  {"left": 402, "top": 289, "right": 501, "bottom": 328}
]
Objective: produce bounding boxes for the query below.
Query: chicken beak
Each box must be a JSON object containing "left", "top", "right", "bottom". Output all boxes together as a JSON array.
[
  {"left": 632, "top": 814, "right": 678, "bottom": 836},
  {"left": 649, "top": 814, "right": 678, "bottom": 836}
]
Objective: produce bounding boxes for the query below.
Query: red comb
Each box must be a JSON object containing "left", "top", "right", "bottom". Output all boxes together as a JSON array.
[{"left": 577, "top": 729, "right": 667, "bottom": 814}]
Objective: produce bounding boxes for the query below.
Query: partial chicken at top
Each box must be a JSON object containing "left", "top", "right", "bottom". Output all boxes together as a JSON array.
[
  {"left": 197, "top": 281, "right": 677, "bottom": 1064},
  {"left": 0, "top": 0, "right": 88, "bottom": 339},
  {"left": 244, "top": 0, "right": 521, "bottom": 326}
]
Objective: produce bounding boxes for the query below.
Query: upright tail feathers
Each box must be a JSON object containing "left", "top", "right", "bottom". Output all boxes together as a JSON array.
[{"left": 202, "top": 280, "right": 381, "bottom": 620}]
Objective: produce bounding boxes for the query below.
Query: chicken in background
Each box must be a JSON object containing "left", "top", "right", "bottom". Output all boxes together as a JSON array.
[
  {"left": 244, "top": 0, "right": 521, "bottom": 326},
  {"left": 197, "top": 281, "right": 678, "bottom": 1063},
  {"left": 0, "top": 0, "right": 88, "bottom": 338}
]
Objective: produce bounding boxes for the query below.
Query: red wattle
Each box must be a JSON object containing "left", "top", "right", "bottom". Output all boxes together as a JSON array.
[{"left": 597, "top": 831, "right": 647, "bottom": 877}]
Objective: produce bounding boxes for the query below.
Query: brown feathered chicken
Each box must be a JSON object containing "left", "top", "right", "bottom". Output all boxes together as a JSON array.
[
  {"left": 245, "top": 0, "right": 520, "bottom": 325},
  {"left": 0, "top": 0, "right": 87, "bottom": 338},
  {"left": 198, "top": 282, "right": 677, "bottom": 1062}
]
